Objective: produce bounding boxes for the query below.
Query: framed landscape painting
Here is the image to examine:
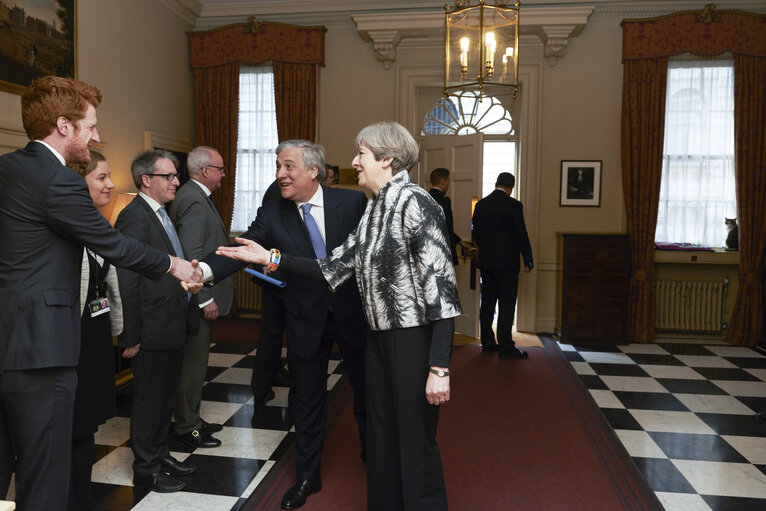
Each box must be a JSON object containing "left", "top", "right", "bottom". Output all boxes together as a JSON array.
[{"left": 0, "top": 0, "right": 76, "bottom": 94}]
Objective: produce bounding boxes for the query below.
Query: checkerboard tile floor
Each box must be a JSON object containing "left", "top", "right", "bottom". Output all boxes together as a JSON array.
[
  {"left": 559, "top": 338, "right": 766, "bottom": 511},
  {"left": 89, "top": 342, "right": 345, "bottom": 511}
]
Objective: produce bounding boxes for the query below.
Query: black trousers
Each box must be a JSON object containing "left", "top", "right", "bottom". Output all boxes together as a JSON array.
[
  {"left": 287, "top": 312, "right": 366, "bottom": 482},
  {"left": 366, "top": 325, "right": 447, "bottom": 511},
  {"left": 251, "top": 286, "right": 286, "bottom": 399},
  {"left": 479, "top": 268, "right": 519, "bottom": 352},
  {"left": 174, "top": 317, "right": 216, "bottom": 435},
  {"left": 130, "top": 347, "right": 183, "bottom": 478},
  {"left": 0, "top": 366, "right": 77, "bottom": 511}
]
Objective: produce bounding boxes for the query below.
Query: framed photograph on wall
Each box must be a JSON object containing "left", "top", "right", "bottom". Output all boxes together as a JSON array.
[
  {"left": 0, "top": 0, "right": 77, "bottom": 94},
  {"left": 560, "top": 160, "right": 602, "bottom": 207}
]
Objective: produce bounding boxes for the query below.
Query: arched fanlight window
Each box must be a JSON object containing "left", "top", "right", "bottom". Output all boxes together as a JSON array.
[{"left": 422, "top": 90, "right": 514, "bottom": 136}]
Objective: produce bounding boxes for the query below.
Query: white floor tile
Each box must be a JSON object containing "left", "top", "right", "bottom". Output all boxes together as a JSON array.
[
  {"left": 94, "top": 416, "right": 131, "bottom": 447},
  {"left": 240, "top": 460, "right": 275, "bottom": 498},
  {"left": 655, "top": 492, "right": 713, "bottom": 511},
  {"left": 600, "top": 376, "right": 668, "bottom": 393},
  {"left": 620, "top": 344, "right": 670, "bottom": 355},
  {"left": 641, "top": 365, "right": 705, "bottom": 380},
  {"left": 579, "top": 352, "right": 636, "bottom": 365},
  {"left": 674, "top": 394, "right": 754, "bottom": 415},
  {"left": 723, "top": 435, "right": 766, "bottom": 464},
  {"left": 672, "top": 459, "right": 766, "bottom": 498},
  {"left": 327, "top": 374, "right": 342, "bottom": 390},
  {"left": 674, "top": 355, "right": 736, "bottom": 368},
  {"left": 207, "top": 353, "right": 245, "bottom": 368},
  {"left": 745, "top": 368, "right": 766, "bottom": 382},
  {"left": 712, "top": 379, "right": 766, "bottom": 397},
  {"left": 327, "top": 359, "right": 340, "bottom": 374},
  {"left": 705, "top": 346, "right": 765, "bottom": 358},
  {"left": 571, "top": 361, "right": 596, "bottom": 375},
  {"left": 615, "top": 429, "right": 667, "bottom": 458},
  {"left": 200, "top": 400, "right": 244, "bottom": 426},
  {"left": 191, "top": 426, "right": 287, "bottom": 460},
  {"left": 132, "top": 491, "right": 240, "bottom": 510},
  {"left": 91, "top": 446, "right": 134, "bottom": 486},
  {"left": 557, "top": 342, "right": 576, "bottom": 352},
  {"left": 589, "top": 389, "right": 624, "bottom": 408},
  {"left": 211, "top": 367, "right": 252, "bottom": 385},
  {"left": 629, "top": 410, "right": 716, "bottom": 434}
]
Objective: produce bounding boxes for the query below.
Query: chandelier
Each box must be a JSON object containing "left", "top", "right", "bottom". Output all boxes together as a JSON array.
[{"left": 444, "top": 0, "right": 520, "bottom": 100}]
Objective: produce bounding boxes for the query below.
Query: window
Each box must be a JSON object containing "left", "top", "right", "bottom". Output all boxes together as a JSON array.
[
  {"left": 231, "top": 65, "right": 279, "bottom": 232},
  {"left": 655, "top": 60, "right": 736, "bottom": 247}
]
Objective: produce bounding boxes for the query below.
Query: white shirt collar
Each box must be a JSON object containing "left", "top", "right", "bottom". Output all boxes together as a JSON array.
[
  {"left": 296, "top": 184, "right": 324, "bottom": 211},
  {"left": 191, "top": 178, "right": 212, "bottom": 197},
  {"left": 34, "top": 140, "right": 65, "bottom": 165},
  {"left": 138, "top": 192, "right": 164, "bottom": 215}
]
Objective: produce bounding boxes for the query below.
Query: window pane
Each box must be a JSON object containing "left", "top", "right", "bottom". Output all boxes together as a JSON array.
[
  {"left": 656, "top": 61, "right": 736, "bottom": 247},
  {"left": 232, "top": 66, "right": 279, "bottom": 232}
]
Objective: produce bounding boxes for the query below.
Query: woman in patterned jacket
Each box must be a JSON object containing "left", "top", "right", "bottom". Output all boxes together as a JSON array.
[{"left": 218, "top": 121, "right": 461, "bottom": 511}]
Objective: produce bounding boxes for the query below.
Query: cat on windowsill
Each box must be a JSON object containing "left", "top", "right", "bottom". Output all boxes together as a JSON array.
[{"left": 725, "top": 217, "right": 738, "bottom": 251}]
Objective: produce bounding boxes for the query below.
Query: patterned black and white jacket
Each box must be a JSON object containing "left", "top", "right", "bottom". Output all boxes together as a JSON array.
[{"left": 319, "top": 170, "right": 462, "bottom": 332}]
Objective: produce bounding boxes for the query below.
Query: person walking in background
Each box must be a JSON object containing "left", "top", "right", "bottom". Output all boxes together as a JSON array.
[
  {"left": 472, "top": 172, "right": 534, "bottom": 358},
  {"left": 69, "top": 150, "right": 122, "bottom": 511},
  {"left": 0, "top": 76, "right": 200, "bottom": 511},
  {"left": 170, "top": 146, "right": 233, "bottom": 449},
  {"left": 215, "top": 122, "right": 461, "bottom": 511},
  {"left": 116, "top": 150, "right": 200, "bottom": 493},
  {"left": 429, "top": 167, "right": 472, "bottom": 265}
]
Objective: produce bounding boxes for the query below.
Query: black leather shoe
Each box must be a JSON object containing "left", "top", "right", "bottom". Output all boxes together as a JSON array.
[
  {"left": 200, "top": 419, "right": 223, "bottom": 433},
  {"left": 499, "top": 347, "right": 529, "bottom": 359},
  {"left": 253, "top": 389, "right": 276, "bottom": 407},
  {"left": 481, "top": 345, "right": 499, "bottom": 353},
  {"left": 160, "top": 456, "right": 196, "bottom": 476},
  {"left": 176, "top": 429, "right": 222, "bottom": 448},
  {"left": 133, "top": 472, "right": 185, "bottom": 493},
  {"left": 281, "top": 479, "right": 321, "bottom": 510},
  {"left": 271, "top": 367, "right": 291, "bottom": 387}
]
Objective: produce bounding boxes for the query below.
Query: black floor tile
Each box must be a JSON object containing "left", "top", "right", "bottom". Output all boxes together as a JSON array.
[
  {"left": 647, "top": 431, "right": 748, "bottom": 462},
  {"left": 693, "top": 367, "right": 761, "bottom": 381},
  {"left": 657, "top": 343, "right": 718, "bottom": 356},
  {"left": 627, "top": 354, "right": 684, "bottom": 366},
  {"left": 756, "top": 464, "right": 766, "bottom": 478},
  {"left": 601, "top": 408, "right": 642, "bottom": 430},
  {"left": 588, "top": 363, "right": 648, "bottom": 377},
  {"left": 233, "top": 355, "right": 255, "bottom": 369},
  {"left": 205, "top": 365, "right": 228, "bottom": 382},
  {"left": 232, "top": 497, "right": 249, "bottom": 511},
  {"left": 737, "top": 396, "right": 766, "bottom": 413},
  {"left": 725, "top": 356, "right": 766, "bottom": 369},
  {"left": 561, "top": 350, "right": 585, "bottom": 362},
  {"left": 696, "top": 412, "right": 766, "bottom": 437},
  {"left": 576, "top": 374, "right": 609, "bottom": 390},
  {"left": 655, "top": 378, "right": 728, "bottom": 395},
  {"left": 702, "top": 495, "right": 766, "bottom": 511},
  {"left": 210, "top": 342, "right": 257, "bottom": 354},
  {"left": 226, "top": 403, "right": 293, "bottom": 431},
  {"left": 614, "top": 391, "right": 689, "bottom": 411},
  {"left": 181, "top": 453, "right": 266, "bottom": 497},
  {"left": 269, "top": 432, "right": 295, "bottom": 461},
  {"left": 201, "top": 382, "right": 254, "bottom": 404},
  {"left": 631, "top": 457, "right": 696, "bottom": 493},
  {"left": 571, "top": 344, "right": 622, "bottom": 352}
]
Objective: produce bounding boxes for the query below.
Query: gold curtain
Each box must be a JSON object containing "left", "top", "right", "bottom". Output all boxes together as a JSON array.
[
  {"left": 620, "top": 58, "right": 668, "bottom": 343},
  {"left": 725, "top": 55, "right": 766, "bottom": 347},
  {"left": 273, "top": 61, "right": 319, "bottom": 142},
  {"left": 192, "top": 62, "right": 240, "bottom": 231}
]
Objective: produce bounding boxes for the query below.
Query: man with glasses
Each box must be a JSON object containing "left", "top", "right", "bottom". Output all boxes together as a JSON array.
[
  {"left": 170, "top": 146, "right": 233, "bottom": 449},
  {"left": 115, "top": 150, "right": 200, "bottom": 493}
]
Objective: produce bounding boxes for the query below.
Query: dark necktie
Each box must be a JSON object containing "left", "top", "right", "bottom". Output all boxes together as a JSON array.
[
  {"left": 300, "top": 203, "right": 326, "bottom": 258},
  {"left": 209, "top": 194, "right": 217, "bottom": 209}
]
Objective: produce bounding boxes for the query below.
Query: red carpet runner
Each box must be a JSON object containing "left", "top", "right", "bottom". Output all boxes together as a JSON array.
[{"left": 244, "top": 338, "right": 663, "bottom": 511}]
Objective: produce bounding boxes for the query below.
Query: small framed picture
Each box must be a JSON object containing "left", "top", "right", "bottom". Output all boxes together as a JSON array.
[{"left": 560, "top": 160, "right": 602, "bottom": 207}]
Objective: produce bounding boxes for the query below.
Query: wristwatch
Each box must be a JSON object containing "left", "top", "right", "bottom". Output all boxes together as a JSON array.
[{"left": 429, "top": 367, "right": 450, "bottom": 377}]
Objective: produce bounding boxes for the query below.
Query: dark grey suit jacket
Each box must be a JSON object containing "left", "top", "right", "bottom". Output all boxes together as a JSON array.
[
  {"left": 169, "top": 180, "right": 233, "bottom": 315},
  {"left": 115, "top": 196, "right": 198, "bottom": 351},
  {"left": 0, "top": 142, "right": 169, "bottom": 370},
  {"left": 472, "top": 189, "right": 534, "bottom": 273},
  {"left": 203, "top": 186, "right": 368, "bottom": 359}
]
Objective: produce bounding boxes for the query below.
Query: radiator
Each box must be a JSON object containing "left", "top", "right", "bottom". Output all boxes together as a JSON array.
[
  {"left": 655, "top": 279, "right": 727, "bottom": 333},
  {"left": 233, "top": 270, "right": 262, "bottom": 313}
]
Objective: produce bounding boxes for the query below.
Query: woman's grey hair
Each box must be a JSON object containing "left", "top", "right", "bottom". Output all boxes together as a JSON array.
[
  {"left": 187, "top": 146, "right": 216, "bottom": 176},
  {"left": 355, "top": 121, "right": 419, "bottom": 174},
  {"left": 131, "top": 149, "right": 178, "bottom": 189},
  {"left": 276, "top": 140, "right": 326, "bottom": 182}
]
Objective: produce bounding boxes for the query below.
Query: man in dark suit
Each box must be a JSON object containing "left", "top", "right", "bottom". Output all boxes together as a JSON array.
[
  {"left": 170, "top": 146, "right": 233, "bottom": 448},
  {"left": 472, "top": 172, "right": 534, "bottom": 359},
  {"left": 116, "top": 150, "right": 200, "bottom": 493},
  {"left": 201, "top": 140, "right": 367, "bottom": 510},
  {"left": 0, "top": 77, "right": 201, "bottom": 510},
  {"left": 429, "top": 167, "right": 471, "bottom": 265}
]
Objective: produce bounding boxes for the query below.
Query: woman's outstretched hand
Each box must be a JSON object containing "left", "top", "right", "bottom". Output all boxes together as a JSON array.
[{"left": 216, "top": 237, "right": 271, "bottom": 265}]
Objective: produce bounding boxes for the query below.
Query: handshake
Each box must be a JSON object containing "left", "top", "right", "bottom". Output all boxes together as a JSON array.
[{"left": 168, "top": 255, "right": 205, "bottom": 294}]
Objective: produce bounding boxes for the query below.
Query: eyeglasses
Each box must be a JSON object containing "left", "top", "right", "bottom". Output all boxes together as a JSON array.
[
  {"left": 204, "top": 164, "right": 225, "bottom": 174},
  {"left": 145, "top": 173, "right": 179, "bottom": 181}
]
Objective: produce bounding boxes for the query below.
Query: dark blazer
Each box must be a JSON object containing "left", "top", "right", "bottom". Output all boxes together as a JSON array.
[
  {"left": 429, "top": 187, "right": 462, "bottom": 265},
  {"left": 472, "top": 189, "right": 534, "bottom": 273},
  {"left": 115, "top": 195, "right": 198, "bottom": 351},
  {"left": 169, "top": 180, "right": 233, "bottom": 315},
  {"left": 0, "top": 142, "right": 169, "bottom": 370},
  {"left": 204, "top": 186, "right": 368, "bottom": 359}
]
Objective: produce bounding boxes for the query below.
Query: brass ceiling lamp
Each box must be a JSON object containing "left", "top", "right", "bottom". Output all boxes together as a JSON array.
[{"left": 444, "top": 0, "right": 520, "bottom": 100}]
